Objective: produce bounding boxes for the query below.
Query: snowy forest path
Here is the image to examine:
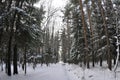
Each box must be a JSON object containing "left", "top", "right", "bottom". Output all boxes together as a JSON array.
[
  {"left": 30, "top": 63, "right": 70, "bottom": 80},
  {"left": 0, "top": 63, "right": 71, "bottom": 80},
  {"left": 0, "top": 63, "right": 80, "bottom": 80}
]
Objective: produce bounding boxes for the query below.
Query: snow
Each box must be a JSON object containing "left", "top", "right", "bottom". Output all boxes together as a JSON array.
[
  {"left": 0, "top": 62, "right": 120, "bottom": 80},
  {"left": 101, "top": 35, "right": 106, "bottom": 39},
  {"left": 97, "top": 45, "right": 107, "bottom": 53},
  {"left": 11, "top": 7, "right": 36, "bottom": 21},
  {"left": 65, "top": 63, "right": 120, "bottom": 80},
  {"left": 11, "top": 7, "right": 28, "bottom": 16},
  {"left": 0, "top": 63, "right": 76, "bottom": 80}
]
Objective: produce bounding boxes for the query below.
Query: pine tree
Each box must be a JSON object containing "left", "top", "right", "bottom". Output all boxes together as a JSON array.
[{"left": 0, "top": 0, "right": 45, "bottom": 75}]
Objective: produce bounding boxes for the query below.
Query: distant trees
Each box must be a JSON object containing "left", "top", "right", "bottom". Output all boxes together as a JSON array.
[
  {"left": 63, "top": 0, "right": 120, "bottom": 70},
  {"left": 42, "top": 26, "right": 60, "bottom": 65},
  {"left": 61, "top": 28, "right": 68, "bottom": 62}
]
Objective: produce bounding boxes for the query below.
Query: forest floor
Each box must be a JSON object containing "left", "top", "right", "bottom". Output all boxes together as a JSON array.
[
  {"left": 65, "top": 62, "right": 120, "bottom": 80},
  {"left": 0, "top": 62, "right": 120, "bottom": 80}
]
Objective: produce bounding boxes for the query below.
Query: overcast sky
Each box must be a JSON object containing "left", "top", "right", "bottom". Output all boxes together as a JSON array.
[
  {"left": 52, "top": 0, "right": 67, "bottom": 8},
  {"left": 35, "top": 0, "right": 67, "bottom": 9},
  {"left": 34, "top": 0, "right": 68, "bottom": 32}
]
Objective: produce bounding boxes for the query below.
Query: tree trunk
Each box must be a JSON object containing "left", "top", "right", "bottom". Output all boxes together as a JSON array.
[
  {"left": 0, "top": 29, "right": 3, "bottom": 72},
  {"left": 92, "top": 52, "right": 95, "bottom": 67},
  {"left": 83, "top": 55, "right": 86, "bottom": 65},
  {"left": 7, "top": 35, "right": 13, "bottom": 76},
  {"left": 100, "top": 56, "right": 103, "bottom": 67},
  {"left": 24, "top": 46, "right": 27, "bottom": 75},
  {"left": 13, "top": 0, "right": 24, "bottom": 74},
  {"left": 6, "top": 0, "right": 21, "bottom": 76},
  {"left": 5, "top": 0, "right": 13, "bottom": 75},
  {"left": 86, "top": 2, "right": 95, "bottom": 67},
  {"left": 0, "top": 29, "right": 3, "bottom": 45},
  {"left": 13, "top": 44, "right": 18, "bottom": 75},
  {"left": 98, "top": 0, "right": 112, "bottom": 70},
  {"left": 114, "top": 56, "right": 116, "bottom": 65},
  {"left": 1, "top": 58, "right": 3, "bottom": 71},
  {"left": 79, "top": 0, "right": 89, "bottom": 68},
  {"left": 66, "top": 19, "right": 71, "bottom": 59}
]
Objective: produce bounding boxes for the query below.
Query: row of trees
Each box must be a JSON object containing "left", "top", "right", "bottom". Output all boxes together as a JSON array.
[
  {"left": 0, "top": 0, "right": 44, "bottom": 76},
  {"left": 62, "top": 0, "right": 120, "bottom": 70},
  {"left": 0, "top": 0, "right": 60, "bottom": 76}
]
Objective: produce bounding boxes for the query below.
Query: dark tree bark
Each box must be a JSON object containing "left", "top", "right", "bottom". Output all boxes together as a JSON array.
[
  {"left": 13, "top": 44, "right": 18, "bottom": 75},
  {"left": 0, "top": 58, "right": 3, "bottom": 71},
  {"left": 100, "top": 56, "right": 103, "bottom": 67},
  {"left": 7, "top": 0, "right": 20, "bottom": 76},
  {"left": 114, "top": 56, "right": 116, "bottom": 65},
  {"left": 1, "top": 58, "right": 3, "bottom": 71},
  {"left": 7, "top": 35, "right": 12, "bottom": 76},
  {"left": 0, "top": 29, "right": 3, "bottom": 45},
  {"left": 0, "top": 27, "right": 3, "bottom": 72},
  {"left": 13, "top": 0, "right": 24, "bottom": 75},
  {"left": 92, "top": 52, "right": 95, "bottom": 67},
  {"left": 24, "top": 46, "right": 27, "bottom": 75}
]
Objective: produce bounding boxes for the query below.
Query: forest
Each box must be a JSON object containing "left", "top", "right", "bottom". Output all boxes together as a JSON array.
[
  {"left": 62, "top": 0, "right": 120, "bottom": 70},
  {"left": 0, "top": 0, "right": 120, "bottom": 80}
]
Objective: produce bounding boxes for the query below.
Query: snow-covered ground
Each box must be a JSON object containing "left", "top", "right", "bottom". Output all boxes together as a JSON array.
[
  {"left": 0, "top": 62, "right": 120, "bottom": 80},
  {"left": 65, "top": 62, "right": 120, "bottom": 80},
  {"left": 0, "top": 63, "right": 78, "bottom": 80}
]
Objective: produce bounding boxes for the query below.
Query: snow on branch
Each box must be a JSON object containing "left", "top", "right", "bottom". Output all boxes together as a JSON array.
[
  {"left": 91, "top": 35, "right": 106, "bottom": 45},
  {"left": 11, "top": 7, "right": 36, "bottom": 22},
  {"left": 90, "top": 35, "right": 99, "bottom": 41},
  {"left": 101, "top": 35, "right": 106, "bottom": 39},
  {"left": 92, "top": 39, "right": 100, "bottom": 44},
  {"left": 0, "top": 7, "right": 35, "bottom": 23},
  {"left": 97, "top": 45, "right": 107, "bottom": 53},
  {"left": 11, "top": 7, "right": 29, "bottom": 16},
  {"left": 0, "top": 9, "right": 13, "bottom": 20},
  {"left": 96, "top": 52, "right": 103, "bottom": 57}
]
